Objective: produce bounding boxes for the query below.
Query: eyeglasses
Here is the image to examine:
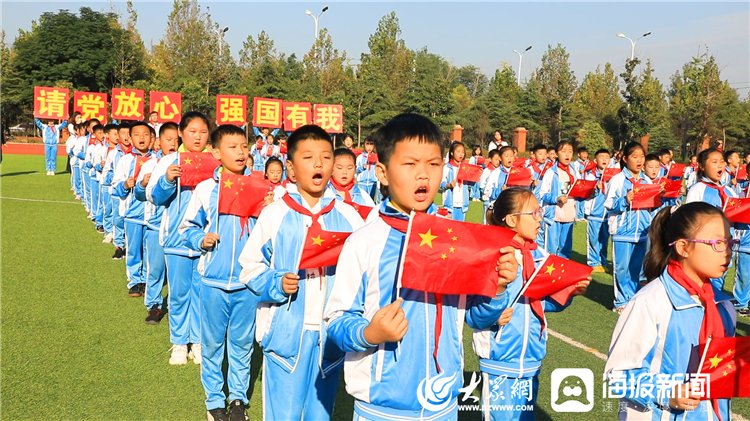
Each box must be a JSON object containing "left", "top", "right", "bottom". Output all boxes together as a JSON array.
[
  {"left": 669, "top": 238, "right": 740, "bottom": 253},
  {"left": 509, "top": 208, "right": 544, "bottom": 220}
]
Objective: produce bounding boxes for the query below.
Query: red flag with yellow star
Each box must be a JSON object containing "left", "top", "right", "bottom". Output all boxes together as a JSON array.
[
  {"left": 132, "top": 155, "right": 151, "bottom": 180},
  {"left": 699, "top": 336, "right": 750, "bottom": 399},
  {"left": 180, "top": 152, "right": 221, "bottom": 188},
  {"left": 603, "top": 168, "right": 621, "bottom": 183},
  {"left": 522, "top": 254, "right": 592, "bottom": 305},
  {"left": 631, "top": 183, "right": 662, "bottom": 209},
  {"left": 457, "top": 162, "right": 483, "bottom": 184},
  {"left": 344, "top": 201, "right": 374, "bottom": 220},
  {"left": 217, "top": 172, "right": 274, "bottom": 224},
  {"left": 567, "top": 179, "right": 597, "bottom": 199},
  {"left": 657, "top": 178, "right": 683, "bottom": 199},
  {"left": 400, "top": 212, "right": 516, "bottom": 297},
  {"left": 506, "top": 167, "right": 533, "bottom": 187},
  {"left": 723, "top": 198, "right": 750, "bottom": 224},
  {"left": 667, "top": 163, "right": 686, "bottom": 178},
  {"left": 298, "top": 224, "right": 352, "bottom": 270}
]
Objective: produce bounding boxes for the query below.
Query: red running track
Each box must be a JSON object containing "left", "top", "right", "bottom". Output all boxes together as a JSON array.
[{"left": 2, "top": 143, "right": 68, "bottom": 156}]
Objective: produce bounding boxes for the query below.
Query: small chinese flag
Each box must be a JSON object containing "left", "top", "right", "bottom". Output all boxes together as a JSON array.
[
  {"left": 180, "top": 152, "right": 221, "bottom": 188},
  {"left": 567, "top": 179, "right": 597, "bottom": 200},
  {"left": 506, "top": 167, "right": 533, "bottom": 187},
  {"left": 736, "top": 165, "right": 748, "bottom": 182},
  {"left": 345, "top": 201, "right": 373, "bottom": 220},
  {"left": 298, "top": 224, "right": 352, "bottom": 270},
  {"left": 401, "top": 212, "right": 516, "bottom": 297},
  {"left": 583, "top": 161, "right": 597, "bottom": 173},
  {"left": 631, "top": 184, "right": 662, "bottom": 209},
  {"left": 658, "top": 178, "right": 683, "bottom": 199},
  {"left": 457, "top": 162, "right": 483, "bottom": 184},
  {"left": 367, "top": 153, "right": 378, "bottom": 165},
  {"left": 603, "top": 168, "right": 621, "bottom": 183},
  {"left": 512, "top": 157, "right": 527, "bottom": 168},
  {"left": 217, "top": 172, "right": 274, "bottom": 223},
  {"left": 667, "top": 163, "right": 687, "bottom": 179},
  {"left": 699, "top": 336, "right": 750, "bottom": 399},
  {"left": 724, "top": 198, "right": 750, "bottom": 224},
  {"left": 475, "top": 156, "right": 486, "bottom": 167},
  {"left": 523, "top": 254, "right": 592, "bottom": 305},
  {"left": 132, "top": 155, "right": 151, "bottom": 180}
]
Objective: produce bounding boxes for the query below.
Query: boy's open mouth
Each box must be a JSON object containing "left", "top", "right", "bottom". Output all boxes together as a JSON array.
[
  {"left": 312, "top": 172, "right": 324, "bottom": 186},
  {"left": 414, "top": 185, "right": 428, "bottom": 201}
]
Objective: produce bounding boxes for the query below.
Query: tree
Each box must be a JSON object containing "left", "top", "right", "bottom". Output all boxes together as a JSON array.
[
  {"left": 403, "top": 49, "right": 456, "bottom": 130},
  {"left": 572, "top": 63, "right": 621, "bottom": 140},
  {"left": 301, "top": 29, "right": 350, "bottom": 103},
  {"left": 533, "top": 44, "right": 578, "bottom": 142},
  {"left": 150, "top": 0, "right": 232, "bottom": 115},
  {"left": 618, "top": 58, "right": 668, "bottom": 148},
  {"left": 576, "top": 121, "right": 612, "bottom": 152},
  {"left": 110, "top": 0, "right": 149, "bottom": 87},
  {"left": 480, "top": 64, "right": 522, "bottom": 135}
]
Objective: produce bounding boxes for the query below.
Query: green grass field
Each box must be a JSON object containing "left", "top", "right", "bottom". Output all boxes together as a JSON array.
[{"left": 2, "top": 154, "right": 748, "bottom": 420}]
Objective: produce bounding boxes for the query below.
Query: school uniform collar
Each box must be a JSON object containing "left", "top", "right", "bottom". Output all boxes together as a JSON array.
[
  {"left": 284, "top": 182, "right": 336, "bottom": 213},
  {"left": 211, "top": 165, "right": 252, "bottom": 181},
  {"left": 621, "top": 167, "right": 648, "bottom": 183},
  {"left": 659, "top": 270, "right": 733, "bottom": 310},
  {"left": 378, "top": 198, "right": 437, "bottom": 220}
]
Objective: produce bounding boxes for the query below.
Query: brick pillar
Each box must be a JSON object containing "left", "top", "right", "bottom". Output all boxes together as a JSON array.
[
  {"left": 640, "top": 133, "right": 650, "bottom": 153},
  {"left": 513, "top": 127, "right": 528, "bottom": 153},
  {"left": 451, "top": 124, "right": 463, "bottom": 142}
]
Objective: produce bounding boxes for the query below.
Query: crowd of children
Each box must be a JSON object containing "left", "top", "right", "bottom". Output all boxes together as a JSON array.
[{"left": 62, "top": 110, "right": 748, "bottom": 420}]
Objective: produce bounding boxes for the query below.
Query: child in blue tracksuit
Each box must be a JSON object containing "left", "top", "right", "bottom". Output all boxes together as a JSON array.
[
  {"left": 112, "top": 121, "right": 153, "bottom": 298},
  {"left": 99, "top": 124, "right": 119, "bottom": 243},
  {"left": 471, "top": 188, "right": 590, "bottom": 421},
  {"left": 570, "top": 146, "right": 590, "bottom": 220},
  {"left": 180, "top": 125, "right": 262, "bottom": 421},
  {"left": 479, "top": 150, "right": 501, "bottom": 223},
  {"left": 105, "top": 126, "right": 131, "bottom": 257},
  {"left": 725, "top": 150, "right": 748, "bottom": 198},
  {"left": 89, "top": 125, "right": 107, "bottom": 231},
  {"left": 538, "top": 141, "right": 577, "bottom": 259},
  {"left": 604, "top": 142, "right": 652, "bottom": 312},
  {"left": 584, "top": 149, "right": 611, "bottom": 273},
  {"left": 134, "top": 123, "right": 179, "bottom": 324},
  {"left": 324, "top": 113, "right": 517, "bottom": 421},
  {"left": 146, "top": 112, "right": 212, "bottom": 365},
  {"left": 605, "top": 202, "right": 736, "bottom": 420},
  {"left": 251, "top": 136, "right": 267, "bottom": 173},
  {"left": 35, "top": 118, "right": 68, "bottom": 175},
  {"left": 330, "top": 148, "right": 376, "bottom": 208},
  {"left": 685, "top": 148, "right": 748, "bottom": 302},
  {"left": 440, "top": 141, "right": 470, "bottom": 221},
  {"left": 485, "top": 146, "right": 515, "bottom": 203},
  {"left": 239, "top": 125, "right": 365, "bottom": 420},
  {"left": 355, "top": 137, "right": 379, "bottom": 201},
  {"left": 469, "top": 145, "right": 484, "bottom": 201}
]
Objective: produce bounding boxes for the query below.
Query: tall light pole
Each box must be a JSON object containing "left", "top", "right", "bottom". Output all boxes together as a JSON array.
[
  {"left": 513, "top": 45, "right": 532, "bottom": 85},
  {"left": 616, "top": 31, "right": 651, "bottom": 60},
  {"left": 304, "top": 6, "right": 329, "bottom": 41},
  {"left": 217, "top": 26, "right": 229, "bottom": 51}
]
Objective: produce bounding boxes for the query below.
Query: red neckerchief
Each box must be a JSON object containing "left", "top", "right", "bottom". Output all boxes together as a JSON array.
[
  {"left": 119, "top": 143, "right": 132, "bottom": 155},
  {"left": 381, "top": 211, "right": 444, "bottom": 372},
  {"left": 281, "top": 194, "right": 336, "bottom": 231},
  {"left": 330, "top": 179, "right": 354, "bottom": 202},
  {"left": 626, "top": 169, "right": 642, "bottom": 189},
  {"left": 591, "top": 168, "right": 607, "bottom": 194},
  {"left": 701, "top": 180, "right": 728, "bottom": 207},
  {"left": 449, "top": 159, "right": 461, "bottom": 168},
  {"left": 557, "top": 162, "right": 575, "bottom": 183},
  {"left": 486, "top": 162, "right": 497, "bottom": 171},
  {"left": 265, "top": 145, "right": 275, "bottom": 157},
  {"left": 511, "top": 237, "right": 545, "bottom": 334},
  {"left": 530, "top": 161, "right": 544, "bottom": 175},
  {"left": 667, "top": 260, "right": 724, "bottom": 421}
]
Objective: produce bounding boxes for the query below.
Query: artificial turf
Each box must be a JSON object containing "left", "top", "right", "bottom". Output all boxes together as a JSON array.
[{"left": 1, "top": 154, "right": 748, "bottom": 420}]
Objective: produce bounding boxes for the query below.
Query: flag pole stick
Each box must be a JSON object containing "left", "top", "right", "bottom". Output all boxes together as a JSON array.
[
  {"left": 176, "top": 151, "right": 181, "bottom": 211},
  {"left": 496, "top": 254, "right": 550, "bottom": 343},
  {"left": 696, "top": 336, "right": 713, "bottom": 375},
  {"left": 288, "top": 217, "right": 308, "bottom": 311},
  {"left": 393, "top": 210, "right": 415, "bottom": 360}
]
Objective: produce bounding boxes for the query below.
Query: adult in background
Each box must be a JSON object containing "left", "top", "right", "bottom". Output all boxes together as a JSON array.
[
  {"left": 487, "top": 130, "right": 508, "bottom": 153},
  {"left": 34, "top": 118, "right": 68, "bottom": 175}
]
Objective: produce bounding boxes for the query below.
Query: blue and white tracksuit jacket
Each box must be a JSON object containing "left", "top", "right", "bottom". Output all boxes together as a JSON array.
[
  {"left": 538, "top": 163, "right": 577, "bottom": 258},
  {"left": 329, "top": 182, "right": 376, "bottom": 208},
  {"left": 485, "top": 166, "right": 512, "bottom": 203},
  {"left": 35, "top": 119, "right": 67, "bottom": 172},
  {"left": 238, "top": 185, "right": 364, "bottom": 420},
  {"left": 250, "top": 146, "right": 266, "bottom": 173},
  {"left": 470, "top": 247, "right": 570, "bottom": 421},
  {"left": 106, "top": 145, "right": 129, "bottom": 247},
  {"left": 726, "top": 167, "right": 749, "bottom": 198},
  {"left": 571, "top": 159, "right": 589, "bottom": 218},
  {"left": 179, "top": 168, "right": 261, "bottom": 409},
  {"left": 324, "top": 201, "right": 510, "bottom": 420},
  {"left": 604, "top": 269, "right": 735, "bottom": 420},
  {"left": 356, "top": 152, "right": 378, "bottom": 198},
  {"left": 604, "top": 168, "right": 652, "bottom": 308},
  {"left": 686, "top": 179, "right": 749, "bottom": 301},
  {"left": 440, "top": 163, "right": 470, "bottom": 222},
  {"left": 584, "top": 169, "right": 610, "bottom": 268}
]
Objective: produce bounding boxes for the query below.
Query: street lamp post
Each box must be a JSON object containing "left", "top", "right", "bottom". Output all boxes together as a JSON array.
[
  {"left": 217, "top": 26, "right": 229, "bottom": 50},
  {"left": 616, "top": 31, "right": 651, "bottom": 60},
  {"left": 513, "top": 45, "right": 532, "bottom": 85},
  {"left": 304, "top": 6, "right": 329, "bottom": 41}
]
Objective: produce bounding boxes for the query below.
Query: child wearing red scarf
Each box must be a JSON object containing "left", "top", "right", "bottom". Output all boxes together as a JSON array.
[
  {"left": 606, "top": 202, "right": 736, "bottom": 421},
  {"left": 440, "top": 141, "right": 470, "bottom": 221},
  {"left": 471, "top": 187, "right": 590, "bottom": 421},
  {"left": 330, "top": 148, "right": 375, "bottom": 210}
]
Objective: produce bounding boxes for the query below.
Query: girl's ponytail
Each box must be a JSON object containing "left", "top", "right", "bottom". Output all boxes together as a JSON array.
[{"left": 643, "top": 207, "right": 673, "bottom": 280}]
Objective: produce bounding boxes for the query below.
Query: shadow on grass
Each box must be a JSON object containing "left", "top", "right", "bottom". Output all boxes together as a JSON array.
[
  {"left": 0, "top": 171, "right": 38, "bottom": 177},
  {"left": 582, "top": 278, "right": 614, "bottom": 311}
]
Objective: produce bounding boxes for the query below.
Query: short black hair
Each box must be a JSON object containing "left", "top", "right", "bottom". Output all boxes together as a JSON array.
[
  {"left": 159, "top": 122, "right": 178, "bottom": 137},
  {"left": 87, "top": 118, "right": 101, "bottom": 126},
  {"left": 577, "top": 146, "right": 588, "bottom": 153},
  {"left": 371, "top": 113, "right": 442, "bottom": 166},
  {"left": 334, "top": 147, "right": 357, "bottom": 161},
  {"left": 118, "top": 122, "right": 130, "bottom": 131},
  {"left": 210, "top": 124, "right": 246, "bottom": 148},
  {"left": 531, "top": 144, "right": 547, "bottom": 153},
  {"left": 594, "top": 148, "right": 611, "bottom": 157},
  {"left": 657, "top": 148, "right": 671, "bottom": 157},
  {"left": 265, "top": 156, "right": 283, "bottom": 173},
  {"left": 555, "top": 140, "right": 575, "bottom": 153},
  {"left": 129, "top": 121, "right": 150, "bottom": 135},
  {"left": 645, "top": 153, "right": 660, "bottom": 163},
  {"left": 724, "top": 149, "right": 739, "bottom": 161},
  {"left": 147, "top": 125, "right": 156, "bottom": 136},
  {"left": 286, "top": 124, "right": 332, "bottom": 161},
  {"left": 103, "top": 124, "right": 118, "bottom": 133},
  {"left": 498, "top": 146, "right": 514, "bottom": 157},
  {"left": 92, "top": 124, "right": 105, "bottom": 133},
  {"left": 488, "top": 149, "right": 501, "bottom": 159}
]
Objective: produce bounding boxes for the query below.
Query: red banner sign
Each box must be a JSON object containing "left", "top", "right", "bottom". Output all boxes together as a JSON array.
[
  {"left": 34, "top": 86, "right": 69, "bottom": 120},
  {"left": 313, "top": 104, "right": 344, "bottom": 133},
  {"left": 216, "top": 95, "right": 247, "bottom": 125},
  {"left": 73, "top": 91, "right": 108, "bottom": 123},
  {"left": 283, "top": 102, "right": 313, "bottom": 131},
  {"left": 149, "top": 91, "right": 182, "bottom": 123},
  {"left": 111, "top": 88, "right": 145, "bottom": 120},
  {"left": 252, "top": 97, "right": 283, "bottom": 128}
]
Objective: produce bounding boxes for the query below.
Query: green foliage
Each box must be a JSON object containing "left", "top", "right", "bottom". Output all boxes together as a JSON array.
[
  {"left": 573, "top": 63, "right": 622, "bottom": 141},
  {"left": 576, "top": 121, "right": 612, "bottom": 152}
]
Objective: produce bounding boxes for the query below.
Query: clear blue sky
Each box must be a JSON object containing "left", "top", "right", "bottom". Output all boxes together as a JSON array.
[{"left": 3, "top": 1, "right": 748, "bottom": 95}]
